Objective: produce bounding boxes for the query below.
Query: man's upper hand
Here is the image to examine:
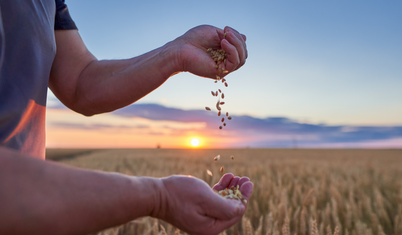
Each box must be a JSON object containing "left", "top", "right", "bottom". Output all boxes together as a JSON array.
[
  {"left": 173, "top": 25, "right": 248, "bottom": 79},
  {"left": 154, "top": 174, "right": 253, "bottom": 235}
]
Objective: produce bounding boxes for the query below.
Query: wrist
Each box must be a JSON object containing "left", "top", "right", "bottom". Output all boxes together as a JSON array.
[
  {"left": 159, "top": 40, "right": 183, "bottom": 76},
  {"left": 127, "top": 176, "right": 166, "bottom": 219}
]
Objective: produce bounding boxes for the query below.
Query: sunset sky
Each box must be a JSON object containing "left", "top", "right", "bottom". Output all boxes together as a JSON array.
[{"left": 46, "top": 0, "right": 402, "bottom": 148}]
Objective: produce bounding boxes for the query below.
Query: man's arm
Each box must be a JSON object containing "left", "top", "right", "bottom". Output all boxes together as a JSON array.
[
  {"left": 49, "top": 25, "right": 247, "bottom": 116},
  {"left": 0, "top": 147, "right": 160, "bottom": 235},
  {"left": 0, "top": 147, "right": 253, "bottom": 235}
]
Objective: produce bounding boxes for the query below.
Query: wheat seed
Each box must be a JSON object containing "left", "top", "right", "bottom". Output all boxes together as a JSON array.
[
  {"left": 205, "top": 107, "right": 211, "bottom": 111},
  {"left": 216, "top": 100, "right": 221, "bottom": 111},
  {"left": 220, "top": 166, "right": 224, "bottom": 173},
  {"left": 214, "top": 155, "right": 220, "bottom": 161},
  {"left": 215, "top": 185, "right": 247, "bottom": 204},
  {"left": 207, "top": 169, "right": 213, "bottom": 177}
]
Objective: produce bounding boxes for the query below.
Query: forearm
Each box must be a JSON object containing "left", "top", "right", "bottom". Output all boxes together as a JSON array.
[
  {"left": 74, "top": 42, "right": 179, "bottom": 116},
  {"left": 0, "top": 147, "right": 161, "bottom": 235}
]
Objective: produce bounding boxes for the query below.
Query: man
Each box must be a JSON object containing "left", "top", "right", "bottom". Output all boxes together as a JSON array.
[{"left": 0, "top": 1, "right": 253, "bottom": 234}]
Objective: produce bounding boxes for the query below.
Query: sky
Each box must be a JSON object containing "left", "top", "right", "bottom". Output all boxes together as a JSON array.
[{"left": 46, "top": 0, "right": 402, "bottom": 148}]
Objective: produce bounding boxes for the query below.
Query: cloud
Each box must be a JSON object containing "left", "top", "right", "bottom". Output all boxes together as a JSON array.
[{"left": 110, "top": 103, "right": 402, "bottom": 148}]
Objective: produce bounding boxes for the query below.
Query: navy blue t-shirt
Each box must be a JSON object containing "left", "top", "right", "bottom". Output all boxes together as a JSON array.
[{"left": 0, "top": 0, "right": 77, "bottom": 159}]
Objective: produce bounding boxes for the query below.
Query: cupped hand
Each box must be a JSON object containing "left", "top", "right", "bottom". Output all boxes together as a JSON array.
[
  {"left": 156, "top": 174, "right": 253, "bottom": 235},
  {"left": 212, "top": 173, "right": 253, "bottom": 200},
  {"left": 172, "top": 25, "right": 248, "bottom": 79}
]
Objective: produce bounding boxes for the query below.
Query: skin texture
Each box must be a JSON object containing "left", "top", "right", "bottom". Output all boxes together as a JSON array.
[{"left": 1, "top": 25, "right": 250, "bottom": 234}]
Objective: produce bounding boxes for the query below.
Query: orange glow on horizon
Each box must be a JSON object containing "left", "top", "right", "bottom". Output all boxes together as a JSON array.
[{"left": 45, "top": 109, "right": 244, "bottom": 149}]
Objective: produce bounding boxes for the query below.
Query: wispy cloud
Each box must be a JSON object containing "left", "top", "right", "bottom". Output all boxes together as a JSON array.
[
  {"left": 112, "top": 104, "right": 402, "bottom": 148},
  {"left": 46, "top": 103, "right": 402, "bottom": 148}
]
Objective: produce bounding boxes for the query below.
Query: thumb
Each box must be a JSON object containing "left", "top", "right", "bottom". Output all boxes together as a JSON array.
[{"left": 205, "top": 193, "right": 245, "bottom": 220}]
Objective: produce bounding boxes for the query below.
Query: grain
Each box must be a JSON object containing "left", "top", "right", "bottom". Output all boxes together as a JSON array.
[
  {"left": 205, "top": 47, "right": 232, "bottom": 130},
  {"left": 207, "top": 169, "right": 213, "bottom": 177},
  {"left": 205, "top": 107, "right": 211, "bottom": 111},
  {"left": 216, "top": 100, "right": 221, "bottom": 111},
  {"left": 220, "top": 166, "right": 224, "bottom": 173},
  {"left": 55, "top": 149, "right": 402, "bottom": 235},
  {"left": 214, "top": 155, "right": 220, "bottom": 161},
  {"left": 215, "top": 185, "right": 247, "bottom": 204}
]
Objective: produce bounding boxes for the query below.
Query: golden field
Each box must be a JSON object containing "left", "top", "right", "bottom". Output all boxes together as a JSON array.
[{"left": 47, "top": 148, "right": 402, "bottom": 235}]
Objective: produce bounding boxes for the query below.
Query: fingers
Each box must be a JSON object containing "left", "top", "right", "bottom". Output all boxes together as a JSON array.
[
  {"left": 222, "top": 26, "right": 247, "bottom": 72},
  {"left": 228, "top": 176, "right": 240, "bottom": 188},
  {"left": 213, "top": 174, "right": 251, "bottom": 191},
  {"left": 212, "top": 173, "right": 234, "bottom": 191},
  {"left": 221, "top": 40, "right": 239, "bottom": 72},
  {"left": 240, "top": 181, "right": 254, "bottom": 200}
]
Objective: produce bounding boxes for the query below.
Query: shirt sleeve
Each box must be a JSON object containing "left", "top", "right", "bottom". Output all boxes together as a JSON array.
[{"left": 54, "top": 0, "right": 77, "bottom": 30}]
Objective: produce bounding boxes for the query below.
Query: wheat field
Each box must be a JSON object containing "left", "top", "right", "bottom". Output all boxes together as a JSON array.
[{"left": 47, "top": 148, "right": 402, "bottom": 235}]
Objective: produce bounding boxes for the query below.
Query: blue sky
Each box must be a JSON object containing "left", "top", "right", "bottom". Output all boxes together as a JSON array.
[{"left": 46, "top": 1, "right": 402, "bottom": 148}]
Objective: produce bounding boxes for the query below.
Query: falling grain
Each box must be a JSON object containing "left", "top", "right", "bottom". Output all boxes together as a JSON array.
[
  {"left": 207, "top": 169, "right": 213, "bottom": 177},
  {"left": 214, "top": 155, "right": 220, "bottom": 161}
]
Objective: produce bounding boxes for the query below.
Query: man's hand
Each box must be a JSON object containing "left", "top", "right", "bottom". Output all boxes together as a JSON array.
[
  {"left": 173, "top": 25, "right": 248, "bottom": 79},
  {"left": 50, "top": 25, "right": 247, "bottom": 116},
  {"left": 155, "top": 174, "right": 253, "bottom": 235}
]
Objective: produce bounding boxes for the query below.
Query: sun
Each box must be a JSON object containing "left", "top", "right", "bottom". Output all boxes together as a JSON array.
[{"left": 191, "top": 138, "right": 200, "bottom": 147}]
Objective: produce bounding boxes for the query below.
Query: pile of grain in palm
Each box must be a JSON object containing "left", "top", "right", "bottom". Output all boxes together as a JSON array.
[{"left": 214, "top": 185, "right": 247, "bottom": 204}]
